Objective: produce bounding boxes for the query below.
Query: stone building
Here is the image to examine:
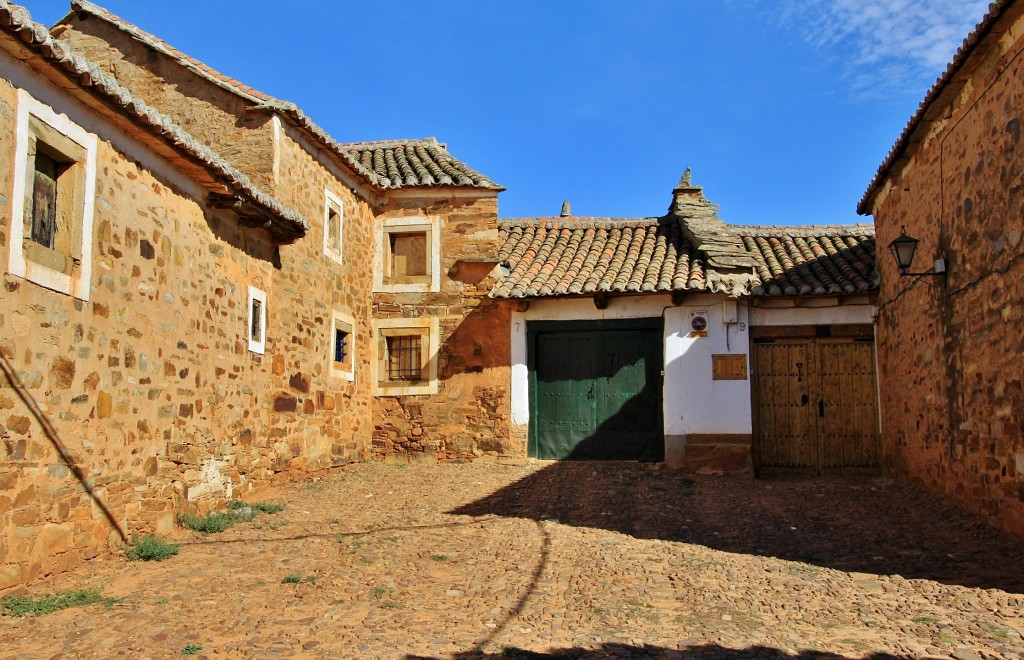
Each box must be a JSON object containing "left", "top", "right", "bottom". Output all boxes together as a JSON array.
[
  {"left": 493, "top": 176, "right": 879, "bottom": 475},
  {"left": 0, "top": 0, "right": 513, "bottom": 590},
  {"left": 859, "top": 0, "right": 1024, "bottom": 536}
]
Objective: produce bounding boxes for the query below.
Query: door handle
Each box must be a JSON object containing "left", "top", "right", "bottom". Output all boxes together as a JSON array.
[
  {"left": 818, "top": 400, "right": 825, "bottom": 417},
  {"left": 800, "top": 393, "right": 809, "bottom": 406},
  {"left": 587, "top": 385, "right": 595, "bottom": 400}
]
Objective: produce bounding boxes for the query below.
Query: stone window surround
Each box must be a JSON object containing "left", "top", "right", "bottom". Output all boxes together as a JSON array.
[
  {"left": 323, "top": 188, "right": 344, "bottom": 265},
  {"left": 372, "top": 317, "right": 439, "bottom": 396},
  {"left": 247, "top": 285, "right": 267, "bottom": 355},
  {"left": 373, "top": 216, "right": 441, "bottom": 293},
  {"left": 7, "top": 89, "right": 98, "bottom": 301},
  {"left": 329, "top": 310, "right": 355, "bottom": 381}
]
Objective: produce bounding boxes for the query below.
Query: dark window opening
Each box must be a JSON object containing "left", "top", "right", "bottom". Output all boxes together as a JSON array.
[
  {"left": 30, "top": 151, "right": 59, "bottom": 249},
  {"left": 386, "top": 335, "right": 421, "bottom": 381}
]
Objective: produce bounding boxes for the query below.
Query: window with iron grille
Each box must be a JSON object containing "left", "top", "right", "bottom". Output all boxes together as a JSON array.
[
  {"left": 386, "top": 335, "right": 422, "bottom": 381},
  {"left": 374, "top": 318, "right": 437, "bottom": 395},
  {"left": 329, "top": 312, "right": 355, "bottom": 380}
]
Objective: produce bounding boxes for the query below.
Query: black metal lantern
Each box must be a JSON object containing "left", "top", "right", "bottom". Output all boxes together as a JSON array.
[{"left": 888, "top": 227, "right": 919, "bottom": 270}]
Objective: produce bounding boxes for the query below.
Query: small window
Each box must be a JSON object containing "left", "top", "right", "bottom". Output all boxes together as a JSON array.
[
  {"left": 329, "top": 311, "right": 355, "bottom": 381},
  {"left": 7, "top": 90, "right": 97, "bottom": 300},
  {"left": 323, "top": 190, "right": 343, "bottom": 264},
  {"left": 247, "top": 286, "right": 267, "bottom": 355},
  {"left": 388, "top": 232, "right": 428, "bottom": 279},
  {"left": 373, "top": 317, "right": 438, "bottom": 395},
  {"left": 386, "top": 334, "right": 422, "bottom": 380},
  {"left": 375, "top": 217, "right": 440, "bottom": 293}
]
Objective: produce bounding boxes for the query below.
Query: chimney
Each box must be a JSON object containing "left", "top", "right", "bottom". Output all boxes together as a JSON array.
[
  {"left": 669, "top": 167, "right": 718, "bottom": 219},
  {"left": 560, "top": 200, "right": 571, "bottom": 217}
]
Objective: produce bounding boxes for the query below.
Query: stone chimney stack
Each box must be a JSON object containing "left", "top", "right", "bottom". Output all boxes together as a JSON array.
[
  {"left": 560, "top": 200, "right": 571, "bottom": 217},
  {"left": 669, "top": 167, "right": 718, "bottom": 219}
]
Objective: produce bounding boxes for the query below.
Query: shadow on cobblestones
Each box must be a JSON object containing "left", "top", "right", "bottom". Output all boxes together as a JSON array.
[
  {"left": 451, "top": 462, "right": 1024, "bottom": 593},
  {"left": 408, "top": 642, "right": 909, "bottom": 658}
]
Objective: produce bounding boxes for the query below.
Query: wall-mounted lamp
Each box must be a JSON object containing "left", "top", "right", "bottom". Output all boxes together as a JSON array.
[{"left": 888, "top": 226, "right": 947, "bottom": 288}]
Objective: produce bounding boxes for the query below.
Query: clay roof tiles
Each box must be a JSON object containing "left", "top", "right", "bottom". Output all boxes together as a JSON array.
[
  {"left": 64, "top": 1, "right": 502, "bottom": 193},
  {"left": 491, "top": 218, "right": 876, "bottom": 300},
  {"left": 0, "top": 0, "right": 308, "bottom": 242}
]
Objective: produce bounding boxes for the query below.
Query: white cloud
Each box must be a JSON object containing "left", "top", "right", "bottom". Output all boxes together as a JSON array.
[{"left": 778, "top": 0, "right": 990, "bottom": 98}]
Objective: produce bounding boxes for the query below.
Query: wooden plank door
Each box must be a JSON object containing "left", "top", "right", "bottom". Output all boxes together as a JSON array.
[
  {"left": 753, "top": 341, "right": 817, "bottom": 469},
  {"left": 754, "top": 338, "right": 879, "bottom": 474},
  {"left": 818, "top": 340, "right": 880, "bottom": 471}
]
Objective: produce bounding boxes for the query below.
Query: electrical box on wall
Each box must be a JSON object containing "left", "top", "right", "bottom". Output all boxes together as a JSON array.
[{"left": 722, "top": 300, "right": 738, "bottom": 324}]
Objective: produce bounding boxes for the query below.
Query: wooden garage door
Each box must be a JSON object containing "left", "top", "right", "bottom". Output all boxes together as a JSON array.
[
  {"left": 753, "top": 337, "right": 880, "bottom": 475},
  {"left": 528, "top": 319, "right": 664, "bottom": 461}
]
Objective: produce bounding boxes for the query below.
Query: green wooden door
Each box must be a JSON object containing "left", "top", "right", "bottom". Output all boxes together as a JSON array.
[{"left": 528, "top": 319, "right": 664, "bottom": 461}]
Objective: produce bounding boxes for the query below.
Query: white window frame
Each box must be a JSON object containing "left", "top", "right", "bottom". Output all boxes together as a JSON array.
[
  {"left": 323, "top": 189, "right": 344, "bottom": 265},
  {"left": 7, "top": 89, "right": 98, "bottom": 301},
  {"left": 372, "top": 317, "right": 439, "bottom": 396},
  {"left": 247, "top": 286, "right": 267, "bottom": 355},
  {"left": 373, "top": 216, "right": 441, "bottom": 293},
  {"left": 328, "top": 310, "right": 355, "bottom": 381}
]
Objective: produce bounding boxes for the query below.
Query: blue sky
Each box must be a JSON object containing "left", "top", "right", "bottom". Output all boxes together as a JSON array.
[{"left": 26, "top": 1, "right": 989, "bottom": 225}]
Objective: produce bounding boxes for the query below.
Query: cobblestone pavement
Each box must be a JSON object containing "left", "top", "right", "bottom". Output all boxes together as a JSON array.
[{"left": 2, "top": 461, "right": 1024, "bottom": 659}]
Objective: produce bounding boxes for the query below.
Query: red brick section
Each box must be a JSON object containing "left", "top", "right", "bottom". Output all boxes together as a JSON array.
[{"left": 862, "top": 2, "right": 1024, "bottom": 537}]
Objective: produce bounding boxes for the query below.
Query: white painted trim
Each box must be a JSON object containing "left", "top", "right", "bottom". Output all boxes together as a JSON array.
[
  {"left": 328, "top": 310, "right": 356, "bottom": 381},
  {"left": 748, "top": 304, "right": 873, "bottom": 326},
  {"left": 247, "top": 286, "right": 267, "bottom": 355},
  {"left": 373, "top": 216, "right": 441, "bottom": 293},
  {"left": 8, "top": 89, "right": 98, "bottom": 301},
  {"left": 322, "top": 188, "right": 344, "bottom": 265},
  {"left": 271, "top": 115, "right": 282, "bottom": 186},
  {"left": 372, "top": 316, "right": 439, "bottom": 396}
]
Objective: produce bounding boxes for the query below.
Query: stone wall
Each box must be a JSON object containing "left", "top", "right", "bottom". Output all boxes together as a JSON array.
[
  {"left": 0, "top": 72, "right": 285, "bottom": 588},
  {"left": 371, "top": 194, "right": 516, "bottom": 461},
  {"left": 869, "top": 7, "right": 1024, "bottom": 536},
  {"left": 55, "top": 15, "right": 277, "bottom": 188},
  {"left": 260, "top": 128, "right": 376, "bottom": 470}
]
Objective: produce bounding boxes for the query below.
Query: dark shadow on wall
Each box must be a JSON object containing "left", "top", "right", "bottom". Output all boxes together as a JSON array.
[
  {"left": 0, "top": 353, "right": 127, "bottom": 543},
  {"left": 407, "top": 642, "right": 910, "bottom": 659},
  {"left": 451, "top": 461, "right": 1024, "bottom": 594}
]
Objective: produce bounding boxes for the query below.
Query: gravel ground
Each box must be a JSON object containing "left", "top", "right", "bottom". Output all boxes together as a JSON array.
[{"left": 1, "top": 461, "right": 1023, "bottom": 659}]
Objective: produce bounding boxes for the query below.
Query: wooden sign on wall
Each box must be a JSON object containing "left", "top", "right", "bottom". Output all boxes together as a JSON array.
[{"left": 712, "top": 354, "right": 748, "bottom": 380}]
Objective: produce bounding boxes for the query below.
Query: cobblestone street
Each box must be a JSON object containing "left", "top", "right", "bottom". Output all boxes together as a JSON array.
[{"left": 2, "top": 461, "right": 1023, "bottom": 659}]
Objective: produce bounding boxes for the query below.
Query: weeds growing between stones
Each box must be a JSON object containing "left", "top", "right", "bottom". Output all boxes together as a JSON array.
[
  {"left": 125, "top": 534, "right": 180, "bottom": 561},
  {"left": 0, "top": 589, "right": 117, "bottom": 617}
]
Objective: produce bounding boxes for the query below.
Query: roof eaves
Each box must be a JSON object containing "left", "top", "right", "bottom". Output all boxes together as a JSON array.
[
  {"left": 2, "top": 0, "right": 308, "bottom": 242},
  {"left": 858, "top": 0, "right": 1013, "bottom": 214}
]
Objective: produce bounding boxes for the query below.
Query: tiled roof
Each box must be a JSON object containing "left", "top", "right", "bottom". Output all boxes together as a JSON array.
[
  {"left": 63, "top": 1, "right": 502, "bottom": 193},
  {"left": 490, "top": 217, "right": 876, "bottom": 299},
  {"left": 344, "top": 139, "right": 502, "bottom": 190},
  {"left": 859, "top": 1, "right": 1012, "bottom": 213},
  {"left": 0, "top": 1, "right": 308, "bottom": 243}
]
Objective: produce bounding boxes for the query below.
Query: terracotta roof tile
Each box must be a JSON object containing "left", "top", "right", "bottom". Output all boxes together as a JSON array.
[
  {"left": 63, "top": 1, "right": 502, "bottom": 192},
  {"left": 0, "top": 0, "right": 308, "bottom": 243},
  {"left": 344, "top": 139, "right": 501, "bottom": 190},
  {"left": 490, "top": 218, "right": 877, "bottom": 299}
]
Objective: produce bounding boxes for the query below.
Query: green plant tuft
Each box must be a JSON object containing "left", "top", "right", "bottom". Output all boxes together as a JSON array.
[
  {"left": 178, "top": 511, "right": 236, "bottom": 533},
  {"left": 228, "top": 500, "right": 285, "bottom": 514},
  {"left": 1, "top": 588, "right": 117, "bottom": 617},
  {"left": 181, "top": 643, "right": 203, "bottom": 655},
  {"left": 282, "top": 573, "right": 302, "bottom": 584},
  {"left": 126, "top": 534, "right": 180, "bottom": 561}
]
